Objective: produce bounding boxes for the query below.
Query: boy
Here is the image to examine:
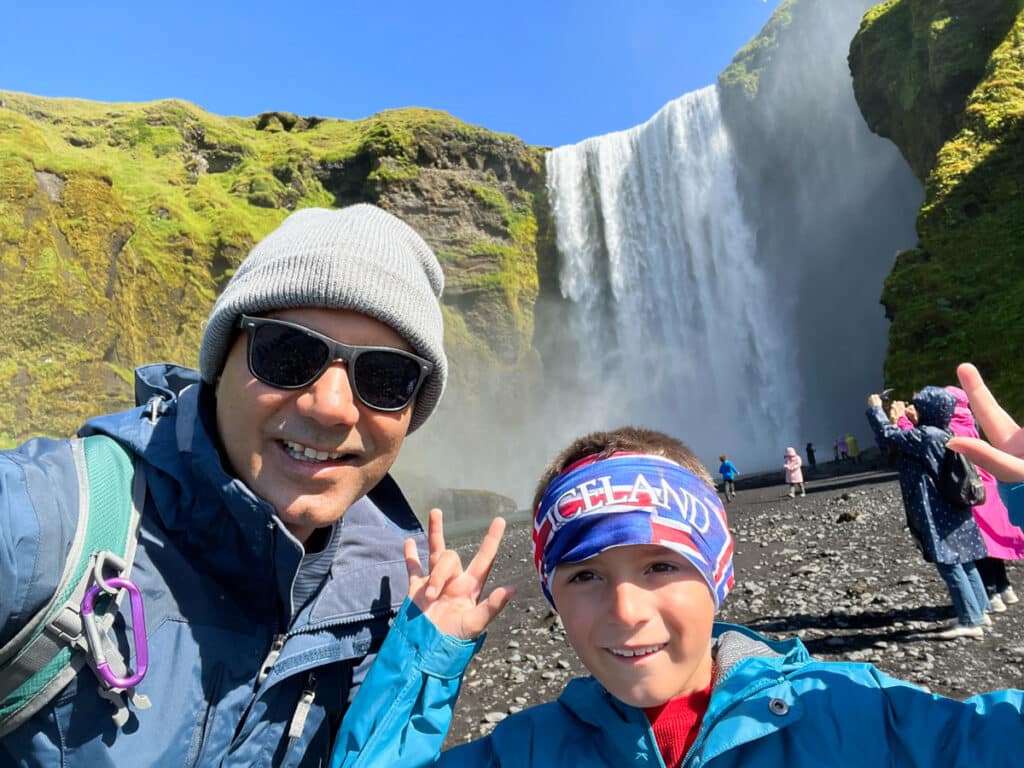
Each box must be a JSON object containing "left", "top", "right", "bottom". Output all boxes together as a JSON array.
[{"left": 332, "top": 427, "right": 1024, "bottom": 767}]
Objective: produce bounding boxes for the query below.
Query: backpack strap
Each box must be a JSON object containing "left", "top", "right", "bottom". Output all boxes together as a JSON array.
[{"left": 0, "top": 435, "right": 146, "bottom": 737}]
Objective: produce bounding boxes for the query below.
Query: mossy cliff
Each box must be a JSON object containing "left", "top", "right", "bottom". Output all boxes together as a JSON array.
[
  {"left": 849, "top": 1, "right": 1024, "bottom": 415},
  {"left": 0, "top": 91, "right": 551, "bottom": 448}
]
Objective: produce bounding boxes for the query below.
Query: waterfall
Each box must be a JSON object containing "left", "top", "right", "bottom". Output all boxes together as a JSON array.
[{"left": 544, "top": 86, "right": 801, "bottom": 472}]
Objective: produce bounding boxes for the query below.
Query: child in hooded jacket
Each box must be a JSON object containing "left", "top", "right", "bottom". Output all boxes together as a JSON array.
[
  {"left": 331, "top": 426, "right": 1024, "bottom": 768},
  {"left": 783, "top": 447, "right": 805, "bottom": 497}
]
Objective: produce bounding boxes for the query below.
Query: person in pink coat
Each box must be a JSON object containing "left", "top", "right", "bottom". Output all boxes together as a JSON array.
[
  {"left": 784, "top": 447, "right": 805, "bottom": 498},
  {"left": 946, "top": 385, "right": 1024, "bottom": 610}
]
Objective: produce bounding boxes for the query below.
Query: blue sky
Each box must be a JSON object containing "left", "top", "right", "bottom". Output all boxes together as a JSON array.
[{"left": 3, "top": 0, "right": 785, "bottom": 147}]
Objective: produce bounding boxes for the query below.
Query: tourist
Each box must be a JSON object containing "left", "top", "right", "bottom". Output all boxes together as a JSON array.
[
  {"left": 718, "top": 453, "right": 738, "bottom": 502},
  {"left": 948, "top": 362, "right": 1024, "bottom": 529},
  {"left": 784, "top": 446, "right": 805, "bottom": 498},
  {"left": 866, "top": 388, "right": 990, "bottom": 639}
]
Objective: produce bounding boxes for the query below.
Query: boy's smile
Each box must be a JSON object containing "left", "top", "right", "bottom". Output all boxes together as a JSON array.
[{"left": 550, "top": 544, "right": 715, "bottom": 708}]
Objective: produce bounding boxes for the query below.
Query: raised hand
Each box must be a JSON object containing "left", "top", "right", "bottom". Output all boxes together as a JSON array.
[
  {"left": 947, "top": 363, "right": 1024, "bottom": 482},
  {"left": 403, "top": 508, "right": 516, "bottom": 640}
]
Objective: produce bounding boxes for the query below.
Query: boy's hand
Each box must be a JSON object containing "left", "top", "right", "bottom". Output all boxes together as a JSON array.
[
  {"left": 403, "top": 508, "right": 515, "bottom": 640},
  {"left": 947, "top": 363, "right": 1024, "bottom": 482},
  {"left": 867, "top": 394, "right": 883, "bottom": 408}
]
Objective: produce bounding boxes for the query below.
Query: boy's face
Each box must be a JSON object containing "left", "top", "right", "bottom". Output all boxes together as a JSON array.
[{"left": 550, "top": 544, "right": 715, "bottom": 708}]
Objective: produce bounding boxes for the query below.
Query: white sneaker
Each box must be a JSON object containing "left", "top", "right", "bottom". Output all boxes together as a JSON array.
[
  {"left": 989, "top": 594, "right": 1008, "bottom": 613},
  {"left": 1001, "top": 587, "right": 1020, "bottom": 605},
  {"left": 936, "top": 624, "right": 985, "bottom": 640},
  {"left": 947, "top": 614, "right": 992, "bottom": 628}
]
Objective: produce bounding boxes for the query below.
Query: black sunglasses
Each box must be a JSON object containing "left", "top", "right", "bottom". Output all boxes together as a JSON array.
[{"left": 237, "top": 315, "right": 433, "bottom": 412}]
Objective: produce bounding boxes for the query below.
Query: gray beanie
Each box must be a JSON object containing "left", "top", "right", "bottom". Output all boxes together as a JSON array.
[{"left": 200, "top": 204, "right": 446, "bottom": 433}]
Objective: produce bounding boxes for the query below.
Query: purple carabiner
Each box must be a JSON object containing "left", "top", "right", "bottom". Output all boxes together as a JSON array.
[{"left": 81, "top": 577, "right": 149, "bottom": 689}]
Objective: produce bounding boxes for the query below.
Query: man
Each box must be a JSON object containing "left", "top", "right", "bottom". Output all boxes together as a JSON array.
[{"left": 0, "top": 204, "right": 445, "bottom": 765}]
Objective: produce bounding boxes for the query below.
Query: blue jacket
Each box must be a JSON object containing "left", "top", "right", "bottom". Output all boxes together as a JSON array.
[
  {"left": 718, "top": 461, "right": 737, "bottom": 481},
  {"left": 865, "top": 388, "right": 986, "bottom": 564},
  {"left": 0, "top": 364, "right": 426, "bottom": 767},
  {"left": 332, "top": 599, "right": 1024, "bottom": 767}
]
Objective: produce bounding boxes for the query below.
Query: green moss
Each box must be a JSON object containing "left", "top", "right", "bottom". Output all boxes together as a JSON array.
[
  {"left": 0, "top": 88, "right": 549, "bottom": 437},
  {"left": 852, "top": 3, "right": 1024, "bottom": 418},
  {"left": 718, "top": 0, "right": 798, "bottom": 99}
]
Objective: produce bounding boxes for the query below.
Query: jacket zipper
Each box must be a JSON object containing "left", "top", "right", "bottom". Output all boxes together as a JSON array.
[
  {"left": 287, "top": 672, "right": 318, "bottom": 740},
  {"left": 258, "top": 634, "right": 287, "bottom": 685}
]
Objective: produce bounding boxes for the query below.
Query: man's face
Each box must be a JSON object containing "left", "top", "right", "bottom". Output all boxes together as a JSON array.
[
  {"left": 550, "top": 544, "right": 715, "bottom": 708},
  {"left": 215, "top": 307, "right": 415, "bottom": 543}
]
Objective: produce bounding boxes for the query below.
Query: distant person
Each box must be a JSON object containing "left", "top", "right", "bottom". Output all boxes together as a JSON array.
[
  {"left": 946, "top": 384, "right": 1024, "bottom": 610},
  {"left": 331, "top": 427, "right": 1024, "bottom": 768},
  {"left": 718, "top": 453, "right": 738, "bottom": 502},
  {"left": 891, "top": 389, "right": 1020, "bottom": 610},
  {"left": 784, "top": 446, "right": 805, "bottom": 498},
  {"left": 867, "top": 388, "right": 990, "bottom": 639},
  {"left": 806, "top": 442, "right": 817, "bottom": 468},
  {"left": 948, "top": 363, "right": 1024, "bottom": 529},
  {"left": 846, "top": 433, "right": 861, "bottom": 464},
  {"left": 837, "top": 435, "right": 849, "bottom": 462}
]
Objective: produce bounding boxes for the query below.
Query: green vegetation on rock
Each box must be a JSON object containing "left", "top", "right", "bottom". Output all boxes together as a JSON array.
[
  {"left": 0, "top": 90, "right": 550, "bottom": 440},
  {"left": 850, "top": 1, "right": 1024, "bottom": 416},
  {"left": 718, "top": 0, "right": 798, "bottom": 99}
]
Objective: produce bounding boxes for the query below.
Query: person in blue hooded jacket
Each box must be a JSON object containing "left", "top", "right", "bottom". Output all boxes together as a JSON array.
[
  {"left": 0, "top": 204, "right": 448, "bottom": 766},
  {"left": 330, "top": 426, "right": 1024, "bottom": 768},
  {"left": 948, "top": 362, "right": 1024, "bottom": 529},
  {"left": 866, "top": 386, "right": 991, "bottom": 639}
]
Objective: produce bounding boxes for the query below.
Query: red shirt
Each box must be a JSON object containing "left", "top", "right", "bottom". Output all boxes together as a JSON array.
[{"left": 643, "top": 678, "right": 713, "bottom": 768}]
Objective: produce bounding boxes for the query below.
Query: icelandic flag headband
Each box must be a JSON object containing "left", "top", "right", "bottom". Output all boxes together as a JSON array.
[{"left": 533, "top": 453, "right": 734, "bottom": 609}]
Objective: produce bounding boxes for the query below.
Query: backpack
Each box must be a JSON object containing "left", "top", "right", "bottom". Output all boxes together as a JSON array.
[
  {"left": 0, "top": 435, "right": 148, "bottom": 737},
  {"left": 936, "top": 436, "right": 987, "bottom": 509}
]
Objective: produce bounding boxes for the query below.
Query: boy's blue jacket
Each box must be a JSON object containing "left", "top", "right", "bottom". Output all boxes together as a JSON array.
[
  {"left": 1000, "top": 481, "right": 1024, "bottom": 530},
  {"left": 718, "top": 461, "right": 737, "bottom": 480},
  {"left": 0, "top": 364, "right": 426, "bottom": 767},
  {"left": 333, "top": 599, "right": 1024, "bottom": 767}
]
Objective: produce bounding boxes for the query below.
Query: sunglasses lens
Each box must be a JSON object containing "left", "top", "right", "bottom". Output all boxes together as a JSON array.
[
  {"left": 250, "top": 322, "right": 331, "bottom": 387},
  {"left": 353, "top": 351, "right": 423, "bottom": 410}
]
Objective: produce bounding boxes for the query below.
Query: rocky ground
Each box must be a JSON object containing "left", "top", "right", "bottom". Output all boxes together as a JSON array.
[{"left": 444, "top": 460, "right": 1024, "bottom": 745}]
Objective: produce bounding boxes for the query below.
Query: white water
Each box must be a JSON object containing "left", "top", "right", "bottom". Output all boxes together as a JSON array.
[{"left": 545, "top": 86, "right": 801, "bottom": 472}]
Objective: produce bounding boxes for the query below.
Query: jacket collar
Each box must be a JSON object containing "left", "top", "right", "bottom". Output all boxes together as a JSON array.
[{"left": 557, "top": 622, "right": 812, "bottom": 760}]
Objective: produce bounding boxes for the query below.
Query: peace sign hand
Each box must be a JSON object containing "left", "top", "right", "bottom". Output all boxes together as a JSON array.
[{"left": 404, "top": 508, "right": 516, "bottom": 640}]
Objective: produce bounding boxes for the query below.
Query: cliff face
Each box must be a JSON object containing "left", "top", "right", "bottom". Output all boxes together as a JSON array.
[
  {"left": 0, "top": 92, "right": 549, "bottom": 449},
  {"left": 849, "top": 1, "right": 1024, "bottom": 415},
  {"left": 716, "top": 0, "right": 922, "bottom": 442}
]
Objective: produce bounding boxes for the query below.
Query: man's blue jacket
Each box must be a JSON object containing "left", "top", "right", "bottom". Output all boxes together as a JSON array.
[{"left": 0, "top": 364, "right": 425, "bottom": 767}]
